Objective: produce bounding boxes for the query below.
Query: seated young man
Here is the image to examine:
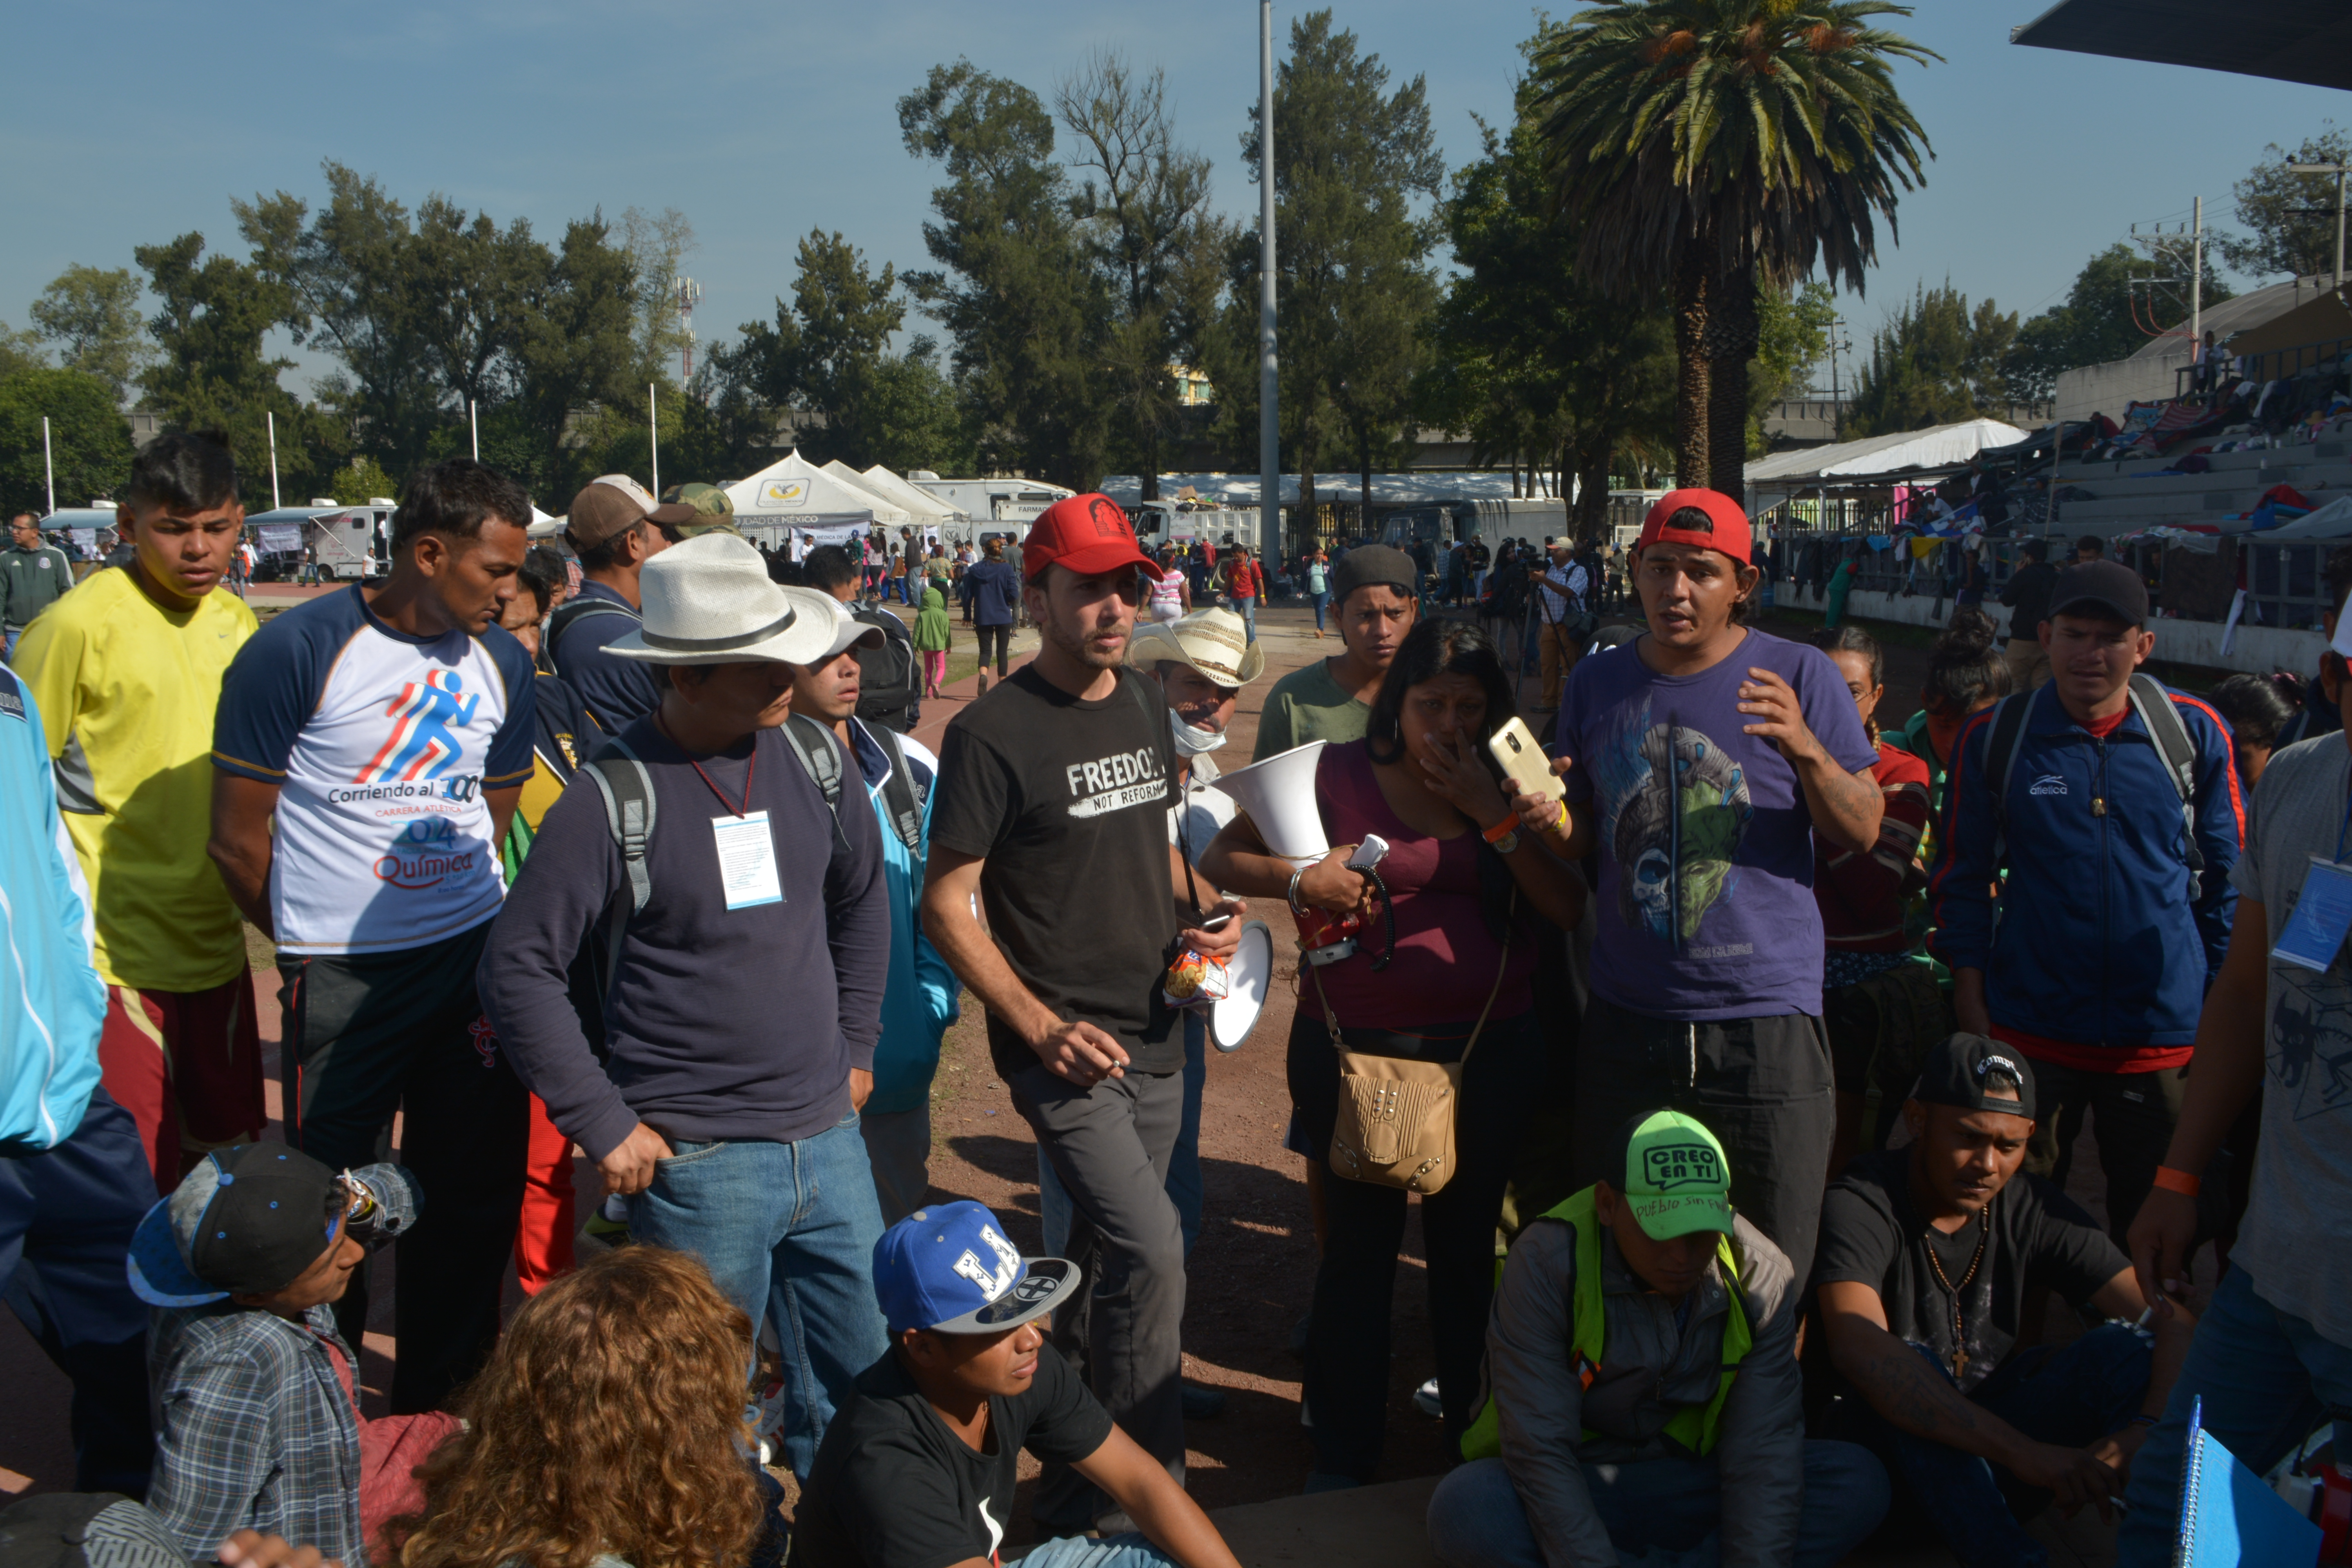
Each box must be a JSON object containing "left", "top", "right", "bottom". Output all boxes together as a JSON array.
[
  {"left": 1427, "top": 1111, "right": 1889, "bottom": 1568},
  {"left": 1812, "top": 1033, "right": 2196, "bottom": 1568},
  {"left": 794, "top": 1201, "right": 1243, "bottom": 1568},
  {"left": 132, "top": 1145, "right": 455, "bottom": 1567}
]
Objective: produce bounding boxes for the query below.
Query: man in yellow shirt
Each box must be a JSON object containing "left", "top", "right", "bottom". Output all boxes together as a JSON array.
[{"left": 13, "top": 432, "right": 262, "bottom": 1192}]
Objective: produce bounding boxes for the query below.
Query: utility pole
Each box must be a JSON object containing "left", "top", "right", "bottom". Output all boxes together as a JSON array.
[
  {"left": 1826, "top": 316, "right": 1852, "bottom": 441},
  {"left": 2190, "top": 195, "right": 2203, "bottom": 359},
  {"left": 649, "top": 384, "right": 660, "bottom": 496},
  {"left": 267, "top": 410, "right": 282, "bottom": 509},
  {"left": 42, "top": 417, "right": 54, "bottom": 515},
  {"left": 2289, "top": 160, "right": 2348, "bottom": 289},
  {"left": 676, "top": 278, "right": 702, "bottom": 383},
  {"left": 1258, "top": 0, "right": 1279, "bottom": 563}
]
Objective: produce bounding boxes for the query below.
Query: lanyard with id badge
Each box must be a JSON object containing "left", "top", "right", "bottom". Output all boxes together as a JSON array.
[
  {"left": 676, "top": 728, "right": 784, "bottom": 911},
  {"left": 2271, "top": 794, "right": 2352, "bottom": 973}
]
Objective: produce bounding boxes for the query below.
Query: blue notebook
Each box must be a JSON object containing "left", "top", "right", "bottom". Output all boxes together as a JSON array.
[{"left": 2178, "top": 1397, "right": 2322, "bottom": 1566}]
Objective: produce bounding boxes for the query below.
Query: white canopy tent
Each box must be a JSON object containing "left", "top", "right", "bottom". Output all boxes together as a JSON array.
[
  {"left": 726, "top": 451, "right": 911, "bottom": 545},
  {"left": 2246, "top": 494, "right": 2352, "bottom": 540},
  {"left": 855, "top": 463, "right": 968, "bottom": 524},
  {"left": 1746, "top": 419, "right": 2028, "bottom": 497}
]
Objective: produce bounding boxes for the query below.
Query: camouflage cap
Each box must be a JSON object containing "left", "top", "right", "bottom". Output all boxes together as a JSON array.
[{"left": 663, "top": 482, "right": 741, "bottom": 539}]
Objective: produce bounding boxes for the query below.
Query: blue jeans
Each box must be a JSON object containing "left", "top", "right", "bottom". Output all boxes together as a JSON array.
[
  {"left": 1040, "top": 1015, "right": 1205, "bottom": 1258},
  {"left": 2115, "top": 1265, "right": 2352, "bottom": 1566},
  {"left": 1236, "top": 596, "right": 1257, "bottom": 642},
  {"left": 1310, "top": 591, "right": 1330, "bottom": 632},
  {"left": 1836, "top": 1325, "right": 2150, "bottom": 1568},
  {"left": 0, "top": 1089, "right": 156, "bottom": 1495},
  {"left": 629, "top": 1113, "right": 889, "bottom": 1482},
  {"left": 1016, "top": 1534, "right": 1178, "bottom": 1568},
  {"left": 1426, "top": 1443, "right": 1889, "bottom": 1568}
]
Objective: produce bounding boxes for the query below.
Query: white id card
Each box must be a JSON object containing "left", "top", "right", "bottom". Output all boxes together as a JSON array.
[
  {"left": 2272, "top": 854, "right": 2352, "bottom": 972},
  {"left": 711, "top": 812, "right": 784, "bottom": 910}
]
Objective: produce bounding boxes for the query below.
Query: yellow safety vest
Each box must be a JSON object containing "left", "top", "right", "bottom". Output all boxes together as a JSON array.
[{"left": 1460, "top": 1185, "right": 1751, "bottom": 1461}]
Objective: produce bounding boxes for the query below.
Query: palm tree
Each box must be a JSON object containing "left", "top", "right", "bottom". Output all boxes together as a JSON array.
[{"left": 1529, "top": 1, "right": 1934, "bottom": 503}]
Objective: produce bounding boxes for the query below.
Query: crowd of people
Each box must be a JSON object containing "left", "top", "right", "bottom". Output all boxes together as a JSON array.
[{"left": 0, "top": 430, "right": 2345, "bottom": 1568}]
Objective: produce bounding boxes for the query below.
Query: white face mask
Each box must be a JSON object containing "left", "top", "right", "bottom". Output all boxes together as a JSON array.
[{"left": 1169, "top": 707, "right": 1228, "bottom": 757}]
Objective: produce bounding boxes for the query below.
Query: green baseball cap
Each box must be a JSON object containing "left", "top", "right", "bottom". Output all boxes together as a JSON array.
[
  {"left": 663, "top": 482, "right": 741, "bottom": 539},
  {"left": 1613, "top": 1110, "right": 1734, "bottom": 1241}
]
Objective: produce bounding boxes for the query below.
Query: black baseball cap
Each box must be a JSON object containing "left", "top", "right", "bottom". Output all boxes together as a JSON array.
[
  {"left": 129, "top": 1144, "right": 350, "bottom": 1306},
  {"left": 2046, "top": 559, "right": 2148, "bottom": 628},
  {"left": 1911, "top": 1033, "right": 2037, "bottom": 1121},
  {"left": 1329, "top": 544, "right": 1416, "bottom": 603}
]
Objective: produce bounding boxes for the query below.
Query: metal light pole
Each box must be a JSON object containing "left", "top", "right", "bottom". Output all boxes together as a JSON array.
[
  {"left": 42, "top": 417, "right": 54, "bottom": 515},
  {"left": 1258, "top": 0, "right": 1279, "bottom": 561},
  {"left": 2190, "top": 195, "right": 2203, "bottom": 352},
  {"left": 648, "top": 384, "right": 661, "bottom": 495},
  {"left": 267, "top": 410, "right": 282, "bottom": 509},
  {"left": 470, "top": 399, "right": 480, "bottom": 461},
  {"left": 2290, "top": 161, "right": 2349, "bottom": 288}
]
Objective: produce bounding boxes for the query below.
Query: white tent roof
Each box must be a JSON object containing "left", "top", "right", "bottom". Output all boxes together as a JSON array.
[
  {"left": 856, "top": 464, "right": 966, "bottom": 522},
  {"left": 815, "top": 460, "right": 933, "bottom": 524},
  {"left": 726, "top": 451, "right": 911, "bottom": 528},
  {"left": 1745, "top": 419, "right": 2028, "bottom": 488},
  {"left": 1099, "top": 471, "right": 1580, "bottom": 507},
  {"left": 2247, "top": 494, "right": 2352, "bottom": 540}
]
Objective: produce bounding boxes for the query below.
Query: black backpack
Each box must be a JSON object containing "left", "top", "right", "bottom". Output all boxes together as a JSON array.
[{"left": 853, "top": 607, "right": 921, "bottom": 733}]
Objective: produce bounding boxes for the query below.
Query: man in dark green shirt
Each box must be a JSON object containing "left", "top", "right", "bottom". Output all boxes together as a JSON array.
[
  {"left": 1251, "top": 544, "right": 1418, "bottom": 759},
  {"left": 2, "top": 513, "right": 76, "bottom": 655}
]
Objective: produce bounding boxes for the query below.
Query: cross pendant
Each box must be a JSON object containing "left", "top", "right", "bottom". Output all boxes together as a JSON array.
[{"left": 1951, "top": 1346, "right": 1968, "bottom": 1382}]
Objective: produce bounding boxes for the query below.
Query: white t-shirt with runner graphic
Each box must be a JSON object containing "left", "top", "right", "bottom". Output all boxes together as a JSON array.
[{"left": 213, "top": 584, "right": 535, "bottom": 956}]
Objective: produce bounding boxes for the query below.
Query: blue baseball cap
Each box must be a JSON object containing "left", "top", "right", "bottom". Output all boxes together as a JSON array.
[
  {"left": 872, "top": 1201, "right": 1079, "bottom": 1336},
  {"left": 128, "top": 1144, "right": 347, "bottom": 1307}
]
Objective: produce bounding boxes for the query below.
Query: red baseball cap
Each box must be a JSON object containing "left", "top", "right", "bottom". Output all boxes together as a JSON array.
[
  {"left": 1636, "top": 489, "right": 1753, "bottom": 566},
  {"left": 1020, "top": 494, "right": 1164, "bottom": 582}
]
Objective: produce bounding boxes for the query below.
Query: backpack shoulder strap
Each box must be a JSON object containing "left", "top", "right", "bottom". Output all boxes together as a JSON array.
[
  {"left": 864, "top": 720, "right": 925, "bottom": 855},
  {"left": 781, "top": 715, "right": 853, "bottom": 855},
  {"left": 546, "top": 597, "right": 634, "bottom": 677},
  {"left": 578, "top": 736, "right": 655, "bottom": 1000},
  {"left": 2128, "top": 673, "right": 2206, "bottom": 876},
  {"left": 1982, "top": 687, "right": 2035, "bottom": 863}
]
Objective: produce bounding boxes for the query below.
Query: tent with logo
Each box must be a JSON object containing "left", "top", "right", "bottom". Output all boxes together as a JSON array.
[{"left": 725, "top": 451, "right": 910, "bottom": 545}]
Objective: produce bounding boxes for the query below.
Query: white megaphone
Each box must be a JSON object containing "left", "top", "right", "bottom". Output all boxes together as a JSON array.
[{"left": 1211, "top": 740, "right": 1329, "bottom": 866}]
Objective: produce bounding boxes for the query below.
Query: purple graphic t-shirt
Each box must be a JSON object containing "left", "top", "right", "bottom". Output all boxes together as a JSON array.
[{"left": 1553, "top": 627, "right": 1875, "bottom": 1019}]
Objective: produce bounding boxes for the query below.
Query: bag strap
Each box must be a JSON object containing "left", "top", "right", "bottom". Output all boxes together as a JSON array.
[
  {"left": 546, "top": 597, "right": 634, "bottom": 679},
  {"left": 2127, "top": 672, "right": 2206, "bottom": 878},
  {"left": 1983, "top": 686, "right": 2035, "bottom": 866},
  {"left": 1128, "top": 670, "right": 1202, "bottom": 919},
  {"left": 579, "top": 737, "right": 655, "bottom": 1003},
  {"left": 1309, "top": 891, "right": 1516, "bottom": 1063},
  {"left": 780, "top": 714, "right": 853, "bottom": 856},
  {"left": 866, "top": 719, "right": 925, "bottom": 856}
]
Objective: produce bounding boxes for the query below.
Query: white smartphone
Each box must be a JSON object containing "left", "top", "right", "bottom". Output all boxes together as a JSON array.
[{"left": 1487, "top": 718, "right": 1567, "bottom": 804}]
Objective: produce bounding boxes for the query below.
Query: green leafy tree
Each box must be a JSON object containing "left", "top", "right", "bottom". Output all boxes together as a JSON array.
[
  {"left": 620, "top": 206, "right": 698, "bottom": 388},
  {"left": 1229, "top": 10, "right": 1444, "bottom": 531},
  {"left": 29, "top": 265, "right": 154, "bottom": 405},
  {"left": 2004, "top": 243, "right": 2235, "bottom": 405},
  {"left": 0, "top": 321, "right": 44, "bottom": 381},
  {"left": 328, "top": 456, "right": 398, "bottom": 505},
  {"left": 1056, "top": 50, "right": 1217, "bottom": 497},
  {"left": 1846, "top": 281, "right": 2018, "bottom": 435},
  {"left": 1529, "top": 0, "right": 1935, "bottom": 500},
  {"left": 0, "top": 367, "right": 134, "bottom": 514},
  {"left": 2218, "top": 125, "right": 2352, "bottom": 281},
  {"left": 900, "top": 59, "right": 1114, "bottom": 488},
  {"left": 1749, "top": 280, "right": 1838, "bottom": 454},
  {"left": 507, "top": 216, "right": 645, "bottom": 499},
  {"left": 135, "top": 231, "right": 339, "bottom": 509}
]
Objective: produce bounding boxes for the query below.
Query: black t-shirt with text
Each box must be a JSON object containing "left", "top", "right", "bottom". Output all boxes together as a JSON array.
[
  {"left": 793, "top": 1343, "right": 1114, "bottom": 1568},
  {"left": 1811, "top": 1148, "right": 2126, "bottom": 1392},
  {"left": 929, "top": 666, "right": 1182, "bottom": 1078}
]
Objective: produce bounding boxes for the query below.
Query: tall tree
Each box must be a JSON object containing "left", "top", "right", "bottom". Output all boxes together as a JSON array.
[
  {"left": 1056, "top": 51, "right": 1216, "bottom": 499},
  {"left": 1529, "top": 0, "right": 1934, "bottom": 501},
  {"left": 901, "top": 59, "right": 1113, "bottom": 488},
  {"left": 2004, "top": 243, "right": 2234, "bottom": 405},
  {"left": 1749, "top": 279, "right": 1838, "bottom": 453},
  {"left": 508, "top": 216, "right": 644, "bottom": 499},
  {"left": 620, "top": 206, "right": 699, "bottom": 387},
  {"left": 2218, "top": 125, "right": 2352, "bottom": 281},
  {"left": 29, "top": 265, "right": 154, "bottom": 405},
  {"left": 1846, "top": 281, "right": 2018, "bottom": 436},
  {"left": 0, "top": 321, "right": 46, "bottom": 381},
  {"left": 135, "top": 231, "right": 337, "bottom": 508},
  {"left": 0, "top": 368, "right": 134, "bottom": 515},
  {"left": 1234, "top": 10, "right": 1444, "bottom": 531}
]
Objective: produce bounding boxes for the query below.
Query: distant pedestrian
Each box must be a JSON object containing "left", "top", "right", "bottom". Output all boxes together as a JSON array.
[
  {"left": 544, "top": 475, "right": 690, "bottom": 731},
  {"left": 964, "top": 536, "right": 1022, "bottom": 695},
  {"left": 1, "top": 510, "right": 75, "bottom": 657}
]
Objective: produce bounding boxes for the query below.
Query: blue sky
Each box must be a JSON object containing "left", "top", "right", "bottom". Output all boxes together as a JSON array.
[{"left": 3, "top": 1, "right": 2345, "bottom": 398}]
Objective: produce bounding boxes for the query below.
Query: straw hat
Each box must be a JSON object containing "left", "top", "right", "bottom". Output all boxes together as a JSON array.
[
  {"left": 1127, "top": 605, "right": 1264, "bottom": 689},
  {"left": 605, "top": 533, "right": 842, "bottom": 666}
]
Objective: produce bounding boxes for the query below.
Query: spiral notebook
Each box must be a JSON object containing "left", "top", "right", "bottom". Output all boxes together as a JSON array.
[{"left": 2177, "top": 1397, "right": 2321, "bottom": 1566}]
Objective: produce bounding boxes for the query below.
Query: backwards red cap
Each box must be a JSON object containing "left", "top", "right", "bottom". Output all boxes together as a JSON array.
[
  {"left": 1636, "top": 489, "right": 1753, "bottom": 566},
  {"left": 1020, "top": 494, "right": 1165, "bottom": 582}
]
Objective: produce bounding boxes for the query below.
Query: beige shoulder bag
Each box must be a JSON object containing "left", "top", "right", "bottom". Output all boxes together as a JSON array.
[{"left": 1312, "top": 897, "right": 1514, "bottom": 1196}]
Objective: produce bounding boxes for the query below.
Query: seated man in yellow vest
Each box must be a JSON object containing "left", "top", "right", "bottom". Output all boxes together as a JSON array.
[{"left": 1426, "top": 1111, "right": 1889, "bottom": 1568}]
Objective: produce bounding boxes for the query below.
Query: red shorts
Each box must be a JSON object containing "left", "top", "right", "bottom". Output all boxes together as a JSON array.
[{"left": 98, "top": 970, "right": 267, "bottom": 1193}]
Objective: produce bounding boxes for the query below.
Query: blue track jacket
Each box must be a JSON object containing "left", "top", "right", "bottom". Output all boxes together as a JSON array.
[
  {"left": 0, "top": 665, "right": 107, "bottom": 1149},
  {"left": 849, "top": 719, "right": 959, "bottom": 1114},
  {"left": 1928, "top": 680, "right": 2243, "bottom": 1051}
]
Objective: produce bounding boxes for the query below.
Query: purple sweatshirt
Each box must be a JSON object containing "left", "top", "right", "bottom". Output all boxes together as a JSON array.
[{"left": 479, "top": 715, "right": 888, "bottom": 1161}]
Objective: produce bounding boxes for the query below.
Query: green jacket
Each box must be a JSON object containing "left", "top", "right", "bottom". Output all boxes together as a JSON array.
[{"left": 0, "top": 543, "right": 74, "bottom": 630}]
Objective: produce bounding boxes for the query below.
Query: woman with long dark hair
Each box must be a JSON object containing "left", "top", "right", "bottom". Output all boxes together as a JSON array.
[{"left": 1201, "top": 619, "right": 1584, "bottom": 1489}]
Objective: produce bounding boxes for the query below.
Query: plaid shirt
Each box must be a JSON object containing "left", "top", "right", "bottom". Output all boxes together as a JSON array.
[{"left": 144, "top": 1163, "right": 416, "bottom": 1568}]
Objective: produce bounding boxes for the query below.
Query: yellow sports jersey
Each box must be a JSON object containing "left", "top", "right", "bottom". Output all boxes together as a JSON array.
[{"left": 15, "top": 568, "right": 258, "bottom": 991}]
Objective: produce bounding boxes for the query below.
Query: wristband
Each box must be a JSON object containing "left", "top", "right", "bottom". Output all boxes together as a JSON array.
[
  {"left": 1482, "top": 815, "right": 1519, "bottom": 845},
  {"left": 2151, "top": 1165, "right": 2202, "bottom": 1197}
]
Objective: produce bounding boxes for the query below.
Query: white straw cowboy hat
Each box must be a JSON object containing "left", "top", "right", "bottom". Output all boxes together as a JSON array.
[
  {"left": 605, "top": 533, "right": 842, "bottom": 666},
  {"left": 1127, "top": 605, "right": 1265, "bottom": 689}
]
